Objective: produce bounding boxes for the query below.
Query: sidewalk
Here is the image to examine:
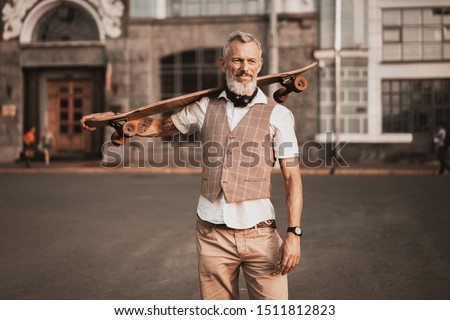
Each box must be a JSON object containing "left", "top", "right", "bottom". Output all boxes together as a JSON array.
[{"left": 0, "top": 159, "right": 441, "bottom": 175}]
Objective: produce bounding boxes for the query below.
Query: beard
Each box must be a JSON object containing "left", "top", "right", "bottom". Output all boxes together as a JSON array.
[{"left": 225, "top": 70, "right": 258, "bottom": 96}]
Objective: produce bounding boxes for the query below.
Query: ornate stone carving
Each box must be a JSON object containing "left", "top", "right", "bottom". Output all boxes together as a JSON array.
[
  {"left": 2, "top": 0, "right": 39, "bottom": 40},
  {"left": 86, "top": 0, "right": 125, "bottom": 39},
  {"left": 2, "top": 0, "right": 125, "bottom": 41}
]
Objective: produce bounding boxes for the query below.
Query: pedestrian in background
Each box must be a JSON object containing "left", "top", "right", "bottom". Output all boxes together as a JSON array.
[
  {"left": 40, "top": 127, "right": 54, "bottom": 167},
  {"left": 22, "top": 126, "right": 36, "bottom": 168},
  {"left": 434, "top": 121, "right": 450, "bottom": 175}
]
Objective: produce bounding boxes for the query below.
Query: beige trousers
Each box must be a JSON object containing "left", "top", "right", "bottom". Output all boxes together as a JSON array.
[{"left": 196, "top": 219, "right": 288, "bottom": 300}]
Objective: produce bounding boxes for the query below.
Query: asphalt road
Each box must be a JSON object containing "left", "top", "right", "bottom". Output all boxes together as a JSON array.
[{"left": 1, "top": 173, "right": 449, "bottom": 299}]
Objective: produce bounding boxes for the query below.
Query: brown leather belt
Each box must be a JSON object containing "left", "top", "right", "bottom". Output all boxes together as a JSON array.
[{"left": 199, "top": 218, "right": 276, "bottom": 230}]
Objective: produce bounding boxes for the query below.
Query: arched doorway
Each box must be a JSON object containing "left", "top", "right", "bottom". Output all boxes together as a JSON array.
[
  {"left": 22, "top": 1, "right": 105, "bottom": 157},
  {"left": 32, "top": 3, "right": 100, "bottom": 42}
]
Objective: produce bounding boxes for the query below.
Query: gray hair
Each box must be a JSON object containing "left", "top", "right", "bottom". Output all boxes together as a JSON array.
[{"left": 223, "top": 31, "right": 262, "bottom": 58}]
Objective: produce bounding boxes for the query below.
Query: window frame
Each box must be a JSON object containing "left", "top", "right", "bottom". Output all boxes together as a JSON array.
[
  {"left": 382, "top": 7, "right": 450, "bottom": 62},
  {"left": 382, "top": 78, "right": 450, "bottom": 133},
  {"left": 167, "top": 0, "right": 264, "bottom": 17},
  {"left": 160, "top": 48, "right": 224, "bottom": 142}
]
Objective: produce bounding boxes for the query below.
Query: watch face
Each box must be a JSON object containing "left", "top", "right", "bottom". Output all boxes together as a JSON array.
[{"left": 295, "top": 227, "right": 302, "bottom": 236}]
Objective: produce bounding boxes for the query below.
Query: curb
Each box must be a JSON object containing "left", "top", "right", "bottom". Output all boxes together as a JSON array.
[{"left": 0, "top": 166, "right": 437, "bottom": 176}]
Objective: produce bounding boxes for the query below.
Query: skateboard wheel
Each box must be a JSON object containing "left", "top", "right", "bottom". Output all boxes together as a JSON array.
[
  {"left": 123, "top": 122, "right": 137, "bottom": 137},
  {"left": 111, "top": 131, "right": 126, "bottom": 146},
  {"left": 293, "top": 76, "right": 307, "bottom": 92},
  {"left": 273, "top": 87, "right": 290, "bottom": 103}
]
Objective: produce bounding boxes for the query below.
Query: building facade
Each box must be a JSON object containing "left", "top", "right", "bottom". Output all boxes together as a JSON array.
[
  {"left": 315, "top": 0, "right": 450, "bottom": 161},
  {"left": 0, "top": 0, "right": 318, "bottom": 163},
  {"left": 2, "top": 0, "right": 447, "bottom": 164}
]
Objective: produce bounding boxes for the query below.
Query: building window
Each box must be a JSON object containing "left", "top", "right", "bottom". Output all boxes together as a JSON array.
[
  {"left": 32, "top": 3, "right": 100, "bottom": 41},
  {"left": 130, "top": 0, "right": 313, "bottom": 19},
  {"left": 160, "top": 48, "right": 224, "bottom": 98},
  {"left": 319, "top": 64, "right": 368, "bottom": 134},
  {"left": 382, "top": 7, "right": 450, "bottom": 62},
  {"left": 382, "top": 79, "right": 450, "bottom": 133},
  {"left": 167, "top": 0, "right": 264, "bottom": 17},
  {"left": 160, "top": 48, "right": 224, "bottom": 141},
  {"left": 130, "top": 0, "right": 158, "bottom": 18}
]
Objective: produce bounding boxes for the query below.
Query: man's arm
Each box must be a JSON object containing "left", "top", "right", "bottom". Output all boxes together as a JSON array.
[
  {"left": 277, "top": 157, "right": 303, "bottom": 276},
  {"left": 146, "top": 116, "right": 180, "bottom": 137},
  {"left": 81, "top": 115, "right": 180, "bottom": 137}
]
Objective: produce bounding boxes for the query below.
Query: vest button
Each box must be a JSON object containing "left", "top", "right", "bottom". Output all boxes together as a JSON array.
[{"left": 229, "top": 136, "right": 235, "bottom": 139}]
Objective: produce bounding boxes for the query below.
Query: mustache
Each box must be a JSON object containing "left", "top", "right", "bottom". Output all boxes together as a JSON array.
[{"left": 236, "top": 70, "right": 254, "bottom": 77}]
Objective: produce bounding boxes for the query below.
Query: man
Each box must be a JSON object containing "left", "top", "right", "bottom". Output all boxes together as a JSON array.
[
  {"left": 434, "top": 122, "right": 450, "bottom": 175},
  {"left": 82, "top": 31, "right": 303, "bottom": 300},
  {"left": 40, "top": 126, "right": 54, "bottom": 167}
]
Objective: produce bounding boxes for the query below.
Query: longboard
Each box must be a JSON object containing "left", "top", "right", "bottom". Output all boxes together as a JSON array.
[{"left": 81, "top": 61, "right": 317, "bottom": 144}]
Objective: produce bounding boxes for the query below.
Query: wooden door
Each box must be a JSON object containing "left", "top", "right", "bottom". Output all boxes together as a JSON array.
[{"left": 47, "top": 80, "right": 93, "bottom": 153}]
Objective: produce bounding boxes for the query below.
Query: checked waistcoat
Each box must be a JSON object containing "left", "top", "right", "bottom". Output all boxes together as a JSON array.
[{"left": 200, "top": 96, "right": 276, "bottom": 203}]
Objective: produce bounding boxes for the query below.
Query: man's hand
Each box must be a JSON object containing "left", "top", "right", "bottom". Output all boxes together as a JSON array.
[
  {"left": 81, "top": 113, "right": 179, "bottom": 138},
  {"left": 276, "top": 232, "right": 301, "bottom": 276},
  {"left": 80, "top": 117, "right": 96, "bottom": 132}
]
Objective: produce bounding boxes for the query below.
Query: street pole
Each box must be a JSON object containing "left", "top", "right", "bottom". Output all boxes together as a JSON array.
[
  {"left": 268, "top": 0, "right": 279, "bottom": 98},
  {"left": 331, "top": 0, "right": 342, "bottom": 174}
]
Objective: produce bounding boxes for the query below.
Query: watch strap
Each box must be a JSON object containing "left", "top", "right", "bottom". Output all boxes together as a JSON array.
[{"left": 287, "top": 226, "right": 302, "bottom": 237}]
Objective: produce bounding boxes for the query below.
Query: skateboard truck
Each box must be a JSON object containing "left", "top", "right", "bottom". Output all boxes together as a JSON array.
[
  {"left": 105, "top": 116, "right": 156, "bottom": 144},
  {"left": 273, "top": 76, "right": 308, "bottom": 103},
  {"left": 109, "top": 121, "right": 127, "bottom": 146}
]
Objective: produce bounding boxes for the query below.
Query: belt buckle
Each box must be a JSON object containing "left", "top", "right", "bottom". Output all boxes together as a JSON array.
[{"left": 255, "top": 220, "right": 274, "bottom": 229}]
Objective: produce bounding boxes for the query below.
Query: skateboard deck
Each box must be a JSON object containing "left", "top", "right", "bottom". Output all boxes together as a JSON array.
[{"left": 82, "top": 61, "right": 317, "bottom": 144}]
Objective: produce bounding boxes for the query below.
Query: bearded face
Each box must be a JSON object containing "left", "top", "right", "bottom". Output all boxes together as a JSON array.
[{"left": 220, "top": 40, "right": 263, "bottom": 96}]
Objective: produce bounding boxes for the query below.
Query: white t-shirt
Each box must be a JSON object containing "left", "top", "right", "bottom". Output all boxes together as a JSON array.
[
  {"left": 171, "top": 88, "right": 300, "bottom": 229},
  {"left": 434, "top": 128, "right": 446, "bottom": 147}
]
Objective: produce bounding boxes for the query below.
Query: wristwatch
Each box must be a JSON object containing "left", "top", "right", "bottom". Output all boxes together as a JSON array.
[{"left": 287, "top": 226, "right": 303, "bottom": 237}]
